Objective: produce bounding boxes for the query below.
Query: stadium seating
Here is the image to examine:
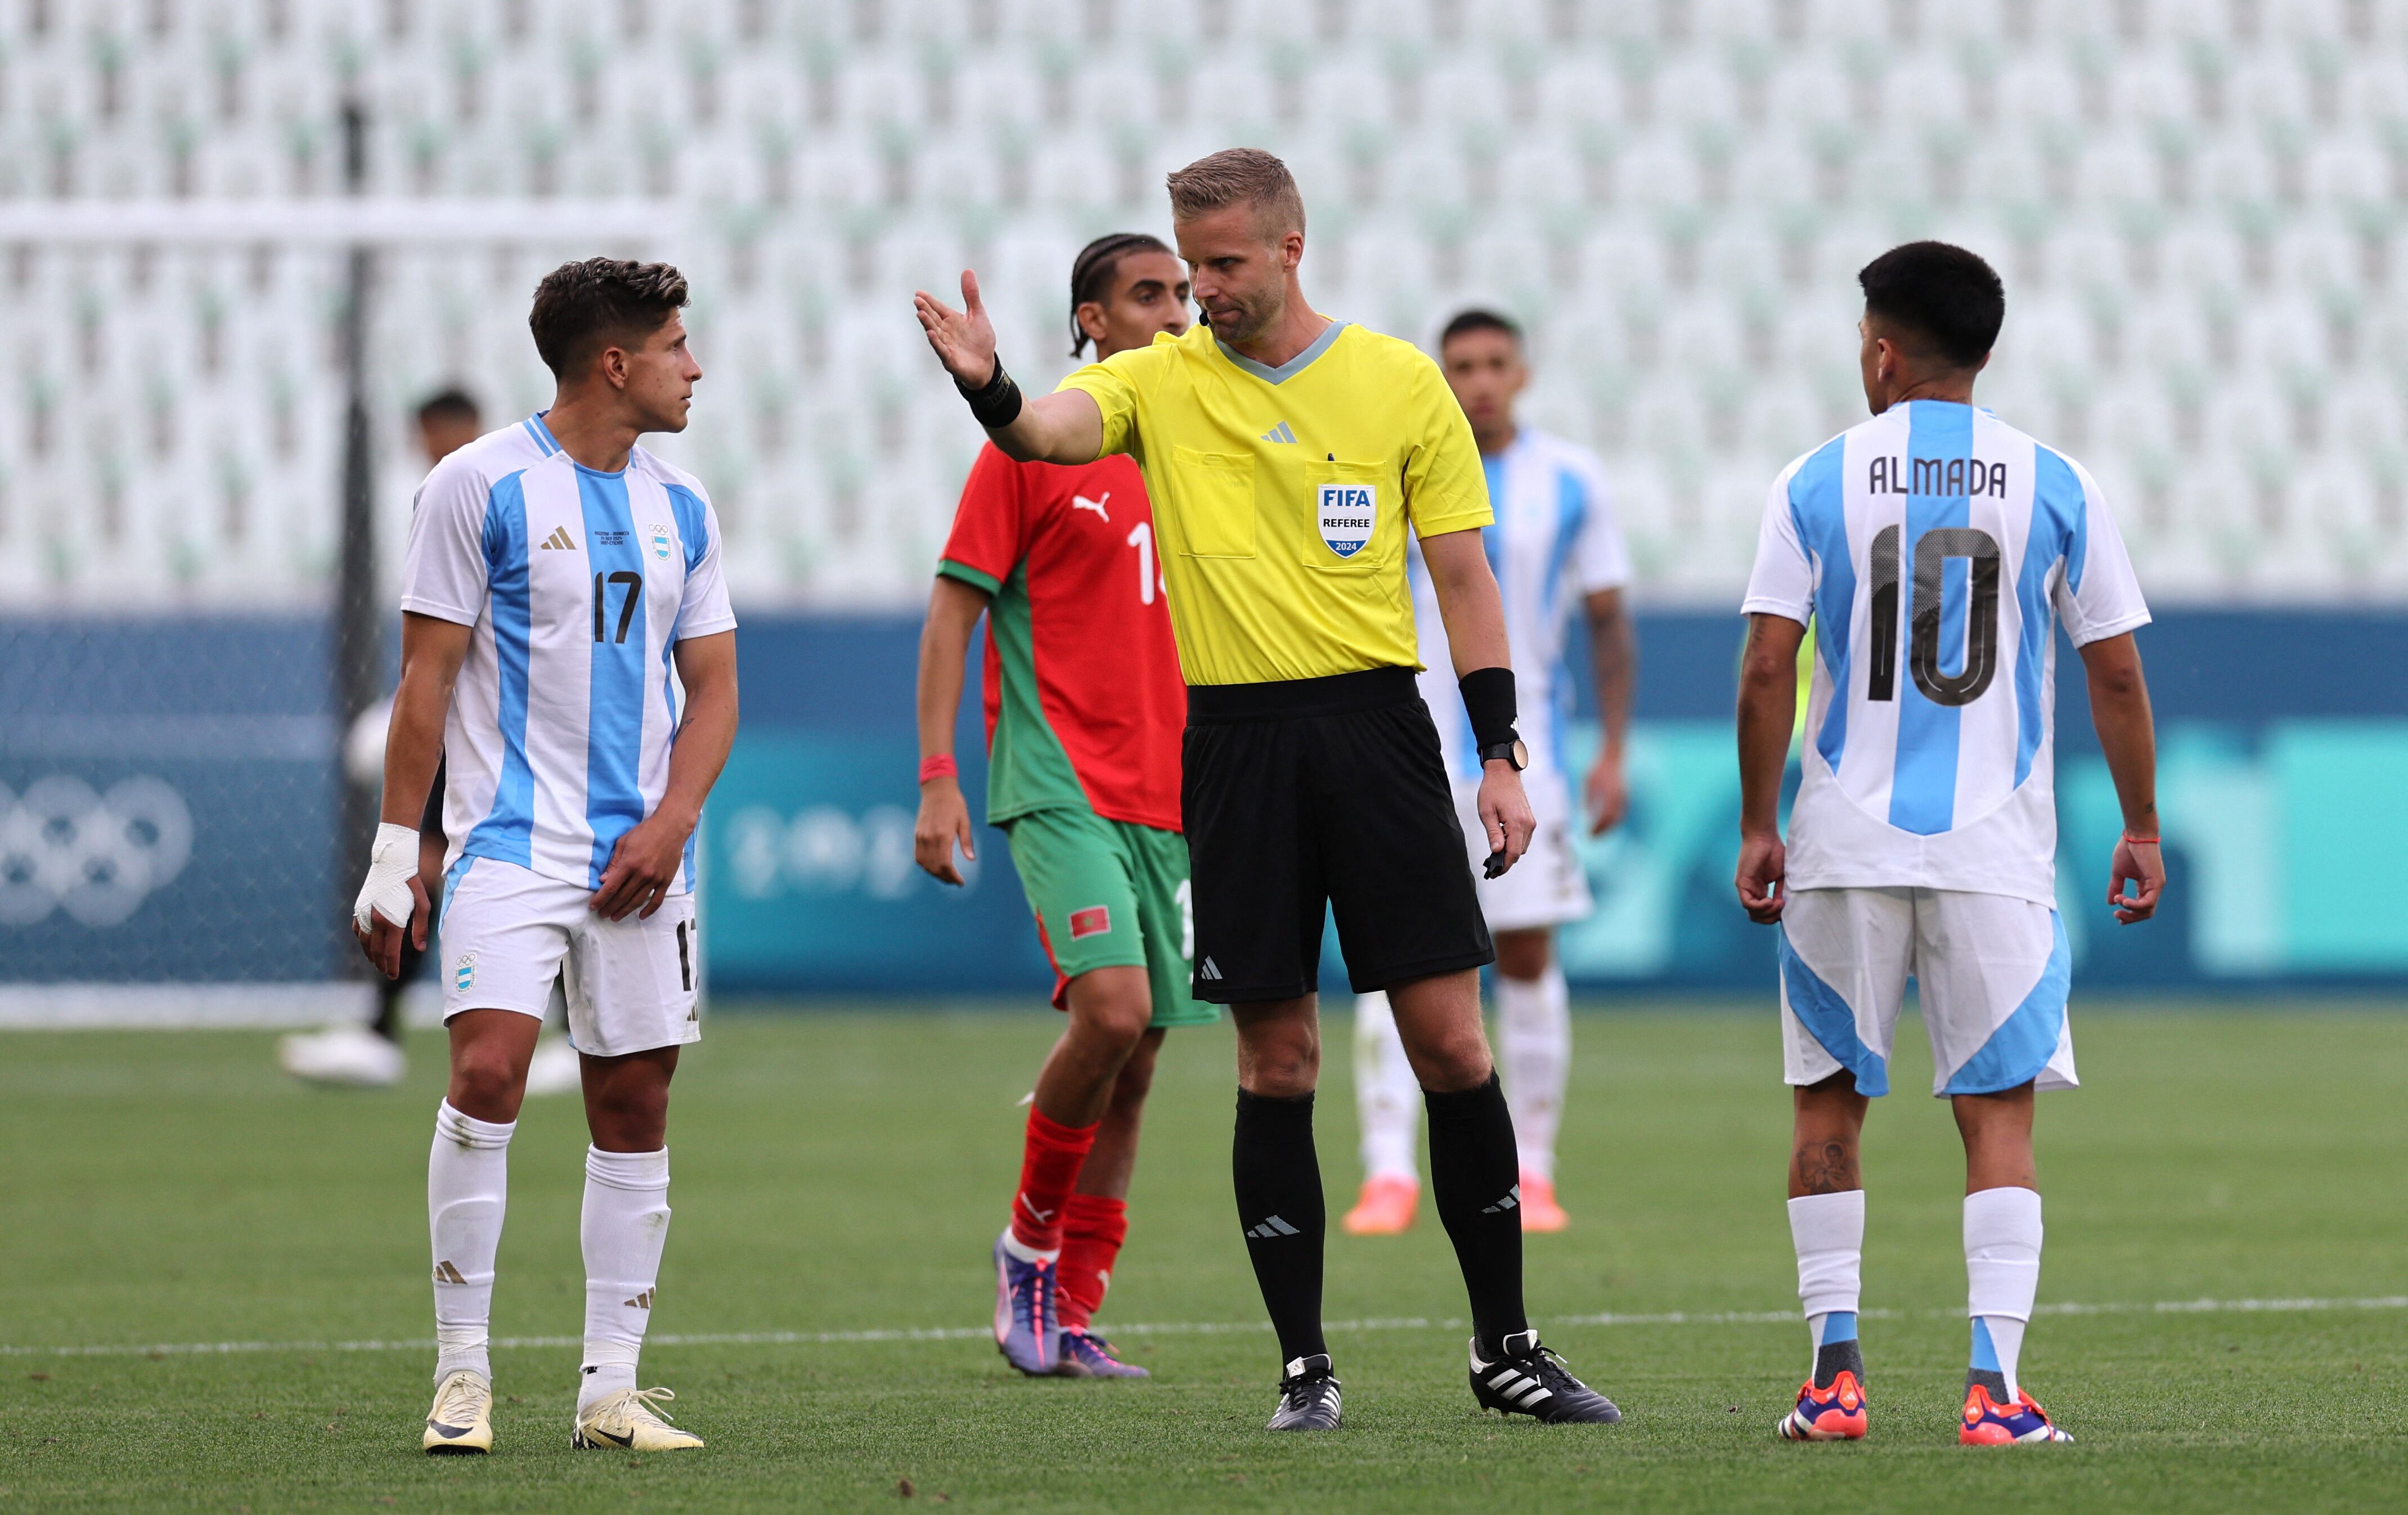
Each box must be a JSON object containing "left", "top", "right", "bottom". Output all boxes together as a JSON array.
[{"left": 1, "top": 0, "right": 2402, "bottom": 607}]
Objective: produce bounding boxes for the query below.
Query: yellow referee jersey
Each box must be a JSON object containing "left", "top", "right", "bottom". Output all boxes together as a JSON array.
[{"left": 1058, "top": 319, "right": 1493, "bottom": 687}]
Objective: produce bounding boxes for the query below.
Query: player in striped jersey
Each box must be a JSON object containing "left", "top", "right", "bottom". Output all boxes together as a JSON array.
[
  {"left": 1735, "top": 242, "right": 2163, "bottom": 1447},
  {"left": 1346, "top": 309, "right": 1636, "bottom": 1238},
  {"left": 353, "top": 259, "right": 739, "bottom": 1456}
]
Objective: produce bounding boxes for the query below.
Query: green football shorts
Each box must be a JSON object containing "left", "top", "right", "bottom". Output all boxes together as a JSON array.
[{"left": 999, "top": 806, "right": 1218, "bottom": 1029}]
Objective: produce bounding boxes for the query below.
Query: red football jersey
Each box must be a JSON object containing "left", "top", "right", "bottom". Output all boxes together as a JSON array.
[{"left": 936, "top": 444, "right": 1185, "bottom": 834}]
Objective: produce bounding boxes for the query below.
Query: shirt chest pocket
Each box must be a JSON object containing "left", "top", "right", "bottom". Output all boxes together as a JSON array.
[
  {"left": 1299, "top": 460, "right": 1391, "bottom": 573},
  {"left": 1166, "top": 446, "right": 1256, "bottom": 558}
]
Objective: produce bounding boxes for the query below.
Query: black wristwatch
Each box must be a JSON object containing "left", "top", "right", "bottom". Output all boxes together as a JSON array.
[{"left": 1479, "top": 738, "right": 1529, "bottom": 772}]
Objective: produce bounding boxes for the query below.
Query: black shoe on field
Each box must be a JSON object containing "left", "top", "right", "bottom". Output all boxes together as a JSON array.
[
  {"left": 1468, "top": 1332, "right": 1622, "bottom": 1424},
  {"left": 1267, "top": 1354, "right": 1343, "bottom": 1431}
]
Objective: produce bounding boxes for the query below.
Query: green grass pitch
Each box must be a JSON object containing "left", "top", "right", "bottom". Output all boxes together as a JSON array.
[{"left": 2, "top": 1003, "right": 2403, "bottom": 1512}]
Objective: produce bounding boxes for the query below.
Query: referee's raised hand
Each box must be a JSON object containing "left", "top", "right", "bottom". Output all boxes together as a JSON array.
[
  {"left": 914, "top": 271, "right": 998, "bottom": 387},
  {"left": 918, "top": 269, "right": 1108, "bottom": 466}
]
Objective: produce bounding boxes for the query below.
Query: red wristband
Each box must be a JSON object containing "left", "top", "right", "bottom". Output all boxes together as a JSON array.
[
  {"left": 2121, "top": 831, "right": 2160, "bottom": 846},
  {"left": 918, "top": 754, "right": 959, "bottom": 785}
]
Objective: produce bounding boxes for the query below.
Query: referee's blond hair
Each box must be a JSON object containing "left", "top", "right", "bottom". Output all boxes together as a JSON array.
[{"left": 1166, "top": 149, "right": 1306, "bottom": 240}]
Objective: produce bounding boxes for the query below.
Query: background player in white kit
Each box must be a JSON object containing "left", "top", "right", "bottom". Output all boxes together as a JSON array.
[
  {"left": 1733, "top": 243, "right": 2164, "bottom": 1447},
  {"left": 1345, "top": 309, "right": 1637, "bottom": 1237},
  {"left": 352, "top": 258, "right": 739, "bottom": 1457}
]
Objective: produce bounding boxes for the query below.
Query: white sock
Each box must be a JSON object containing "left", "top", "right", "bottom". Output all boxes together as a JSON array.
[
  {"left": 1495, "top": 967, "right": 1570, "bottom": 1183},
  {"left": 579, "top": 1145, "right": 671, "bottom": 1411},
  {"left": 1789, "top": 1191, "right": 1865, "bottom": 1378},
  {"left": 428, "top": 1101, "right": 514, "bottom": 1384},
  {"left": 999, "top": 1230, "right": 1055, "bottom": 1265},
  {"left": 1352, "top": 992, "right": 1422, "bottom": 1183},
  {"left": 1965, "top": 1185, "right": 2043, "bottom": 1399}
]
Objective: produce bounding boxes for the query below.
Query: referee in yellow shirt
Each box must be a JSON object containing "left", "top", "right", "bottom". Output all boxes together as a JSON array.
[{"left": 916, "top": 149, "right": 1619, "bottom": 1432}]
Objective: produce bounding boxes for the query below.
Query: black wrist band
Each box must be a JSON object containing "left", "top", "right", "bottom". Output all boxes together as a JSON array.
[
  {"left": 1458, "top": 666, "right": 1518, "bottom": 750},
  {"left": 955, "top": 357, "right": 1025, "bottom": 430}
]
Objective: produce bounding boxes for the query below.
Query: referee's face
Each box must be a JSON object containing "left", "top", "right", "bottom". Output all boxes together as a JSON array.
[{"left": 1175, "top": 203, "right": 1298, "bottom": 347}]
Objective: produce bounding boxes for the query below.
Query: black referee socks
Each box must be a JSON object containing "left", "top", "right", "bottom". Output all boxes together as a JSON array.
[
  {"left": 1425, "top": 1073, "right": 1530, "bottom": 1360},
  {"left": 1233, "top": 1088, "right": 1328, "bottom": 1365},
  {"left": 1236, "top": 1079, "right": 1527, "bottom": 1367}
]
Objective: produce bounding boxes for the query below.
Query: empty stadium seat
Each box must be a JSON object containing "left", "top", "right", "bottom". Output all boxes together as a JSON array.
[{"left": 0, "top": 0, "right": 2397, "bottom": 606}]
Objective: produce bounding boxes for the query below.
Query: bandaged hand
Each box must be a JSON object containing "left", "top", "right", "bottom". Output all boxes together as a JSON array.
[{"left": 352, "top": 822, "right": 423, "bottom": 934}]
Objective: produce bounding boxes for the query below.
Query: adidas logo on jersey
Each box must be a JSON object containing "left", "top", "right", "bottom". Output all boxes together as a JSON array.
[
  {"left": 1246, "top": 1215, "right": 1300, "bottom": 1239},
  {"left": 540, "top": 526, "right": 578, "bottom": 551},
  {"left": 1260, "top": 421, "right": 1297, "bottom": 444}
]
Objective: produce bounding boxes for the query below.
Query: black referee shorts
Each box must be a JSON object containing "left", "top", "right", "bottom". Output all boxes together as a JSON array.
[{"left": 1182, "top": 666, "right": 1494, "bottom": 1004}]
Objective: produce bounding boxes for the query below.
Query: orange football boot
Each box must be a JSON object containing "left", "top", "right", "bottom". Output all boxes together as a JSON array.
[
  {"left": 1341, "top": 1174, "right": 1419, "bottom": 1235},
  {"left": 1517, "top": 1171, "right": 1569, "bottom": 1232},
  {"left": 1776, "top": 1369, "right": 1869, "bottom": 1441},
  {"left": 1960, "top": 1383, "right": 2073, "bottom": 1444}
]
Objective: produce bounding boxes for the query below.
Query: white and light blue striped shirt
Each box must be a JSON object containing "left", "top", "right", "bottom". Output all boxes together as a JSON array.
[
  {"left": 1408, "top": 428, "right": 1630, "bottom": 782},
  {"left": 1743, "top": 399, "right": 2149, "bottom": 906},
  {"left": 399, "top": 413, "right": 736, "bottom": 894}
]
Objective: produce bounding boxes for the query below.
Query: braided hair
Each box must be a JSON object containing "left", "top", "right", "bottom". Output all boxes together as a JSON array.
[{"left": 1068, "top": 232, "right": 1174, "bottom": 358}]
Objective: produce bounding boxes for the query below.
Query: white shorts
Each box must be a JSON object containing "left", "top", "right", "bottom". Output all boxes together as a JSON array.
[
  {"left": 1778, "top": 887, "right": 2076, "bottom": 1099},
  {"left": 439, "top": 856, "right": 702, "bottom": 1058},
  {"left": 1452, "top": 768, "right": 1593, "bottom": 933}
]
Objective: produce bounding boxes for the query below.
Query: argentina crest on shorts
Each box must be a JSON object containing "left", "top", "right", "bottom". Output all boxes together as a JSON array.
[{"left": 1317, "top": 482, "right": 1375, "bottom": 559}]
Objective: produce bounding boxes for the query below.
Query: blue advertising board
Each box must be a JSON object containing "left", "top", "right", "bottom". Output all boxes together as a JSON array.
[
  {"left": 704, "top": 730, "right": 1053, "bottom": 995},
  {"left": 0, "top": 618, "right": 344, "bottom": 984},
  {"left": 718, "top": 609, "right": 2408, "bottom": 996},
  {"left": 695, "top": 617, "right": 1058, "bottom": 999},
  {"left": 5, "top": 609, "right": 2406, "bottom": 999}
]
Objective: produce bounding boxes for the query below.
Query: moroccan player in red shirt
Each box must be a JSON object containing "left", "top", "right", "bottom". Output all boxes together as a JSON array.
[{"left": 913, "top": 234, "right": 1207, "bottom": 1379}]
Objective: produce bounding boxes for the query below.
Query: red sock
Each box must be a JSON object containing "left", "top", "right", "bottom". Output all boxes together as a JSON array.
[
  {"left": 1009, "top": 1108, "right": 1097, "bottom": 1253},
  {"left": 1055, "top": 1193, "right": 1129, "bottom": 1330}
]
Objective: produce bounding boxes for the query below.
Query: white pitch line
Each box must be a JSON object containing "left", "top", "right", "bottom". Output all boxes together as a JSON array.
[{"left": 6, "top": 1295, "right": 2401, "bottom": 1361}]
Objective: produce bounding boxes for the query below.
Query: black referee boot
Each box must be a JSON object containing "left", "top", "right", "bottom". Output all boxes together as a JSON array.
[
  {"left": 1468, "top": 1332, "right": 1622, "bottom": 1424},
  {"left": 1267, "top": 1354, "right": 1343, "bottom": 1431}
]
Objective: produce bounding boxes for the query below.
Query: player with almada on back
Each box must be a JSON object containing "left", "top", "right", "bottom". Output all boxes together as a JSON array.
[
  {"left": 913, "top": 233, "right": 1215, "bottom": 1379},
  {"left": 352, "top": 259, "right": 739, "bottom": 1456},
  {"left": 1735, "top": 242, "right": 2163, "bottom": 1447}
]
